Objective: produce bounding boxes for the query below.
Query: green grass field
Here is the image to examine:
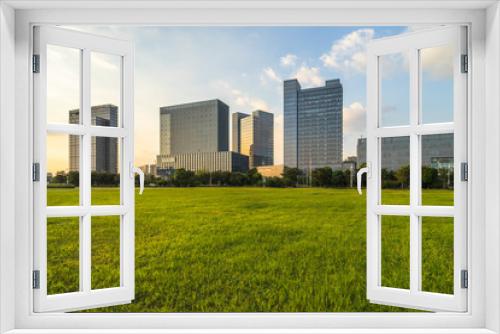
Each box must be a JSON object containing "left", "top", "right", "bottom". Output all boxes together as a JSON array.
[{"left": 46, "top": 187, "right": 454, "bottom": 312}]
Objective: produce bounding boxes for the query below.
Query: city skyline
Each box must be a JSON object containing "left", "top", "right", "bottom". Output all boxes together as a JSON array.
[{"left": 46, "top": 26, "right": 453, "bottom": 174}]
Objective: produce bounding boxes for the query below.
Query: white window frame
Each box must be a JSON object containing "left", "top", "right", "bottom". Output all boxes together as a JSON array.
[
  {"left": 1, "top": 1, "right": 499, "bottom": 333},
  {"left": 365, "top": 26, "right": 468, "bottom": 312},
  {"left": 32, "top": 26, "right": 135, "bottom": 312}
]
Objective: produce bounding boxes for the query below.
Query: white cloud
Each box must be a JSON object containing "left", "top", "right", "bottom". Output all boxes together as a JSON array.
[
  {"left": 343, "top": 102, "right": 367, "bottom": 159},
  {"left": 260, "top": 67, "right": 282, "bottom": 85},
  {"left": 280, "top": 54, "right": 298, "bottom": 67},
  {"left": 343, "top": 102, "right": 366, "bottom": 134},
  {"left": 294, "top": 65, "right": 324, "bottom": 88},
  {"left": 213, "top": 80, "right": 270, "bottom": 111},
  {"left": 421, "top": 46, "right": 453, "bottom": 80},
  {"left": 320, "top": 28, "right": 375, "bottom": 74}
]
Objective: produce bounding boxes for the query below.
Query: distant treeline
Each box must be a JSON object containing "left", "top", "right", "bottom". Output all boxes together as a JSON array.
[{"left": 47, "top": 165, "right": 453, "bottom": 189}]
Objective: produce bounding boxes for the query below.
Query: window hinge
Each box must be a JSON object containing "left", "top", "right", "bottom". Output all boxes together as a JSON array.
[
  {"left": 32, "top": 162, "right": 40, "bottom": 182},
  {"left": 461, "top": 54, "right": 468, "bottom": 73},
  {"left": 32, "top": 270, "right": 40, "bottom": 289},
  {"left": 461, "top": 269, "right": 468, "bottom": 289},
  {"left": 32, "top": 54, "right": 40, "bottom": 73},
  {"left": 461, "top": 162, "right": 468, "bottom": 182}
]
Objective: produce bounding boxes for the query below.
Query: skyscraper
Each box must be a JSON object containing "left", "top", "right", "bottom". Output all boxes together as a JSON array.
[
  {"left": 284, "top": 79, "right": 343, "bottom": 171},
  {"left": 159, "top": 99, "right": 229, "bottom": 155},
  {"left": 231, "top": 112, "right": 248, "bottom": 153},
  {"left": 69, "top": 104, "right": 118, "bottom": 173},
  {"left": 235, "top": 110, "right": 274, "bottom": 169},
  {"left": 157, "top": 99, "right": 249, "bottom": 173}
]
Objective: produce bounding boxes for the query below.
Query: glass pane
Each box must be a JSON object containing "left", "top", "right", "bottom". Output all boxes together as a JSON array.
[
  {"left": 421, "top": 134, "right": 454, "bottom": 206},
  {"left": 91, "top": 136, "right": 121, "bottom": 205},
  {"left": 91, "top": 216, "right": 121, "bottom": 290},
  {"left": 47, "top": 133, "right": 80, "bottom": 206},
  {"left": 380, "top": 136, "right": 410, "bottom": 205},
  {"left": 380, "top": 216, "right": 410, "bottom": 289},
  {"left": 91, "top": 52, "right": 121, "bottom": 127},
  {"left": 421, "top": 217, "right": 454, "bottom": 294},
  {"left": 381, "top": 215, "right": 410, "bottom": 289},
  {"left": 420, "top": 45, "right": 454, "bottom": 124},
  {"left": 47, "top": 217, "right": 80, "bottom": 295},
  {"left": 47, "top": 45, "right": 81, "bottom": 124},
  {"left": 379, "top": 52, "right": 410, "bottom": 127}
]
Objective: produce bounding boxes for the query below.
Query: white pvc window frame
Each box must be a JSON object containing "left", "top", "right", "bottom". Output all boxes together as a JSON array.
[
  {"left": 32, "top": 26, "right": 135, "bottom": 312},
  {"left": 2, "top": 2, "right": 498, "bottom": 333},
  {"left": 365, "top": 26, "right": 468, "bottom": 312}
]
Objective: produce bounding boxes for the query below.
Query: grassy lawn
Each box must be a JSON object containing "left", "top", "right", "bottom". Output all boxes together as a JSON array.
[{"left": 46, "top": 187, "right": 453, "bottom": 312}]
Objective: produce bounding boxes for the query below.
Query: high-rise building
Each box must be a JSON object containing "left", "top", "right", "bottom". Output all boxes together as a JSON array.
[
  {"left": 157, "top": 99, "right": 249, "bottom": 174},
  {"left": 233, "top": 110, "right": 274, "bottom": 169},
  {"left": 159, "top": 99, "right": 229, "bottom": 156},
  {"left": 69, "top": 104, "right": 118, "bottom": 173},
  {"left": 231, "top": 112, "right": 248, "bottom": 153},
  {"left": 356, "top": 134, "right": 454, "bottom": 171},
  {"left": 357, "top": 137, "right": 367, "bottom": 167},
  {"left": 283, "top": 79, "right": 343, "bottom": 171}
]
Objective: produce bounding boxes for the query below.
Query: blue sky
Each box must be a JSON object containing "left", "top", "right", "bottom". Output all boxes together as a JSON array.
[{"left": 53, "top": 25, "right": 452, "bottom": 169}]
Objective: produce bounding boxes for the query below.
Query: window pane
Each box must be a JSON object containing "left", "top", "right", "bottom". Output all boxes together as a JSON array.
[
  {"left": 421, "top": 217, "right": 454, "bottom": 294},
  {"left": 420, "top": 45, "right": 454, "bottom": 124},
  {"left": 379, "top": 52, "right": 409, "bottom": 127},
  {"left": 47, "top": 217, "right": 80, "bottom": 295},
  {"left": 47, "top": 133, "right": 80, "bottom": 206},
  {"left": 92, "top": 216, "right": 121, "bottom": 290},
  {"left": 91, "top": 136, "right": 121, "bottom": 205},
  {"left": 421, "top": 134, "right": 454, "bottom": 206},
  {"left": 91, "top": 52, "right": 121, "bottom": 127},
  {"left": 47, "top": 45, "right": 81, "bottom": 124},
  {"left": 380, "top": 136, "right": 410, "bottom": 205},
  {"left": 381, "top": 215, "right": 410, "bottom": 289}
]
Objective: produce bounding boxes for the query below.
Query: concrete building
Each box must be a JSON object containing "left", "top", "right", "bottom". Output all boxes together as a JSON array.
[
  {"left": 357, "top": 137, "right": 367, "bottom": 167},
  {"left": 139, "top": 164, "right": 157, "bottom": 176},
  {"left": 69, "top": 104, "right": 118, "bottom": 173},
  {"left": 231, "top": 112, "right": 248, "bottom": 153},
  {"left": 233, "top": 110, "right": 274, "bottom": 169},
  {"left": 356, "top": 134, "right": 454, "bottom": 171},
  {"left": 159, "top": 99, "right": 229, "bottom": 156},
  {"left": 256, "top": 164, "right": 285, "bottom": 178},
  {"left": 284, "top": 79, "right": 343, "bottom": 171},
  {"left": 157, "top": 99, "right": 249, "bottom": 174},
  {"left": 157, "top": 151, "right": 248, "bottom": 174}
]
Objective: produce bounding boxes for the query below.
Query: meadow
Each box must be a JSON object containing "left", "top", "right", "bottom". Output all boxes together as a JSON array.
[{"left": 46, "top": 187, "right": 454, "bottom": 312}]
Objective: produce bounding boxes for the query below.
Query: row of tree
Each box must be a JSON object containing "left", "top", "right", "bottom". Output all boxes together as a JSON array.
[{"left": 47, "top": 165, "right": 453, "bottom": 189}]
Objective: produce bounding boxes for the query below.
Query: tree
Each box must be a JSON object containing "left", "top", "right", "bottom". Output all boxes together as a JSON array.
[
  {"left": 282, "top": 167, "right": 303, "bottom": 187},
  {"left": 311, "top": 167, "right": 333, "bottom": 187},
  {"left": 422, "top": 166, "right": 438, "bottom": 188},
  {"left": 229, "top": 172, "right": 249, "bottom": 186},
  {"left": 247, "top": 168, "right": 262, "bottom": 186},
  {"left": 173, "top": 169, "right": 196, "bottom": 187},
  {"left": 395, "top": 165, "right": 410, "bottom": 188},
  {"left": 332, "top": 170, "right": 347, "bottom": 187},
  {"left": 67, "top": 171, "right": 79, "bottom": 187}
]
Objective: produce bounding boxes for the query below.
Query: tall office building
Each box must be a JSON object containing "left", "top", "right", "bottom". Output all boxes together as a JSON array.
[
  {"left": 233, "top": 110, "right": 274, "bottom": 168},
  {"left": 231, "top": 112, "right": 248, "bottom": 153},
  {"left": 69, "top": 104, "right": 118, "bottom": 173},
  {"left": 356, "top": 134, "right": 454, "bottom": 171},
  {"left": 357, "top": 137, "right": 367, "bottom": 166},
  {"left": 157, "top": 99, "right": 249, "bottom": 173},
  {"left": 159, "top": 99, "right": 229, "bottom": 156},
  {"left": 284, "top": 79, "right": 343, "bottom": 171}
]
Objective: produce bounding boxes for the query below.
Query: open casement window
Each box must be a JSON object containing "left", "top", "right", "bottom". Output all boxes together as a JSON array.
[
  {"left": 33, "top": 26, "right": 136, "bottom": 312},
  {"left": 365, "top": 26, "right": 468, "bottom": 312}
]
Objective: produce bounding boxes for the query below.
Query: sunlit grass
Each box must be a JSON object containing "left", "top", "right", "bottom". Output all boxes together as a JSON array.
[{"left": 46, "top": 187, "right": 454, "bottom": 312}]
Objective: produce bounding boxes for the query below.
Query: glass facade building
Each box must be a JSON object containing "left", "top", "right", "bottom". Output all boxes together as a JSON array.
[
  {"left": 284, "top": 79, "right": 343, "bottom": 171},
  {"left": 159, "top": 99, "right": 229, "bottom": 156},
  {"left": 235, "top": 110, "right": 274, "bottom": 169},
  {"left": 69, "top": 104, "right": 118, "bottom": 173}
]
